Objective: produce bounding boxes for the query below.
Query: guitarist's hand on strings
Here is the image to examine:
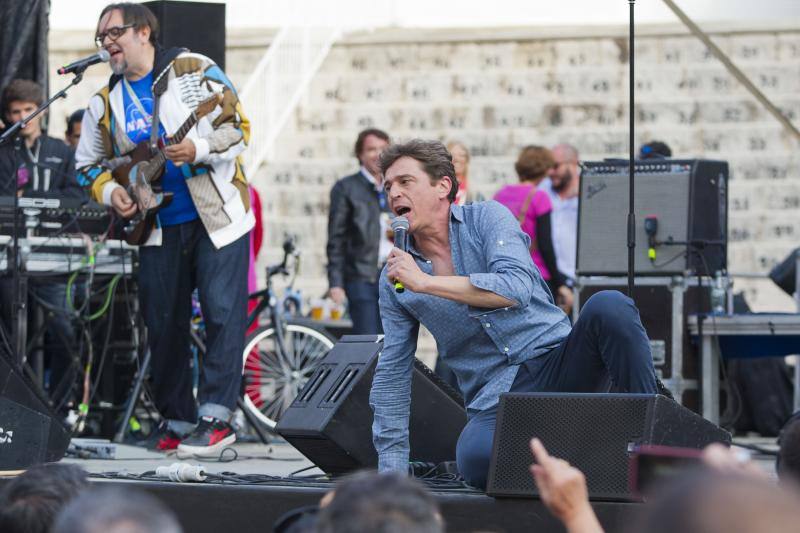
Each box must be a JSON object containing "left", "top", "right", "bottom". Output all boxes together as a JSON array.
[
  {"left": 164, "top": 138, "right": 197, "bottom": 166},
  {"left": 111, "top": 188, "right": 138, "bottom": 218}
]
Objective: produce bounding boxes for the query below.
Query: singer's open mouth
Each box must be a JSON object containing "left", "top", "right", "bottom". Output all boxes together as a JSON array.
[{"left": 395, "top": 206, "right": 411, "bottom": 216}]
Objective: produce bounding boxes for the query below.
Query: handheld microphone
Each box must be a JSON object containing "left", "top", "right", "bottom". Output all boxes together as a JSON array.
[
  {"left": 644, "top": 215, "right": 658, "bottom": 261},
  {"left": 391, "top": 216, "right": 409, "bottom": 293},
  {"left": 58, "top": 49, "right": 111, "bottom": 75}
]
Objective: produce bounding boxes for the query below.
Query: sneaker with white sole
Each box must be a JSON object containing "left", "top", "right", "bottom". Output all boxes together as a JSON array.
[{"left": 176, "top": 416, "right": 236, "bottom": 456}]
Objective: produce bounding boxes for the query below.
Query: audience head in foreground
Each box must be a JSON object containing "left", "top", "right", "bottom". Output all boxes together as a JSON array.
[
  {"left": 0, "top": 463, "right": 89, "bottom": 533},
  {"left": 53, "top": 487, "right": 182, "bottom": 533},
  {"left": 631, "top": 469, "right": 800, "bottom": 533},
  {"left": 315, "top": 471, "right": 443, "bottom": 533}
]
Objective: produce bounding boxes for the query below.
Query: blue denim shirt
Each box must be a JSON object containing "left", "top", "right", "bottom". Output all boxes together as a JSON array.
[{"left": 370, "top": 201, "right": 572, "bottom": 472}]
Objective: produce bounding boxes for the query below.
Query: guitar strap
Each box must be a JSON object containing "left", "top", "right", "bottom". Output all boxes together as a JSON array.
[
  {"left": 149, "top": 69, "right": 171, "bottom": 156},
  {"left": 120, "top": 63, "right": 172, "bottom": 157}
]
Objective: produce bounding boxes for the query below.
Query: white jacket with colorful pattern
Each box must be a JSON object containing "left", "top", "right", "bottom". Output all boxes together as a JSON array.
[{"left": 75, "top": 48, "right": 254, "bottom": 248}]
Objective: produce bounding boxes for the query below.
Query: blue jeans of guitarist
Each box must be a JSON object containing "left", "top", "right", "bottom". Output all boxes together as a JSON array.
[{"left": 138, "top": 219, "right": 249, "bottom": 431}]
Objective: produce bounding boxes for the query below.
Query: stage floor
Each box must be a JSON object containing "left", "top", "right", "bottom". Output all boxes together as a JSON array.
[{"left": 1, "top": 437, "right": 780, "bottom": 533}]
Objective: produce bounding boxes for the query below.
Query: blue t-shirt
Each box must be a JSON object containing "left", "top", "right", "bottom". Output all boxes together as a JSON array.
[{"left": 123, "top": 71, "right": 198, "bottom": 226}]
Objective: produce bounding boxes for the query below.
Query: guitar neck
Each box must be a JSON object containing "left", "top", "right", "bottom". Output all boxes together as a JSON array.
[
  {"left": 151, "top": 111, "right": 198, "bottom": 168},
  {"left": 168, "top": 111, "right": 199, "bottom": 146}
]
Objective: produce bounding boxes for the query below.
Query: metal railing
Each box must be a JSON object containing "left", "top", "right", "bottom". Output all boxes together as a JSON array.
[{"left": 240, "top": 25, "right": 341, "bottom": 177}]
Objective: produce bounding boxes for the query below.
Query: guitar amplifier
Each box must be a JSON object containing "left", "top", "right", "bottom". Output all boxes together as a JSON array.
[{"left": 577, "top": 159, "right": 728, "bottom": 276}]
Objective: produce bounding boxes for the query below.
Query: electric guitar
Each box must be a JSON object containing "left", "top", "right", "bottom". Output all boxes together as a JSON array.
[{"left": 112, "top": 94, "right": 221, "bottom": 245}]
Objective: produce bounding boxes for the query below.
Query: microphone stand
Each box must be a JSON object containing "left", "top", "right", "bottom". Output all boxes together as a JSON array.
[
  {"left": 626, "top": 0, "right": 636, "bottom": 299},
  {"left": 0, "top": 70, "right": 86, "bottom": 367}
]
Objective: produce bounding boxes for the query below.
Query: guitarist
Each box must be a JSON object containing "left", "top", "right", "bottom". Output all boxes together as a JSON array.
[{"left": 76, "top": 3, "right": 254, "bottom": 456}]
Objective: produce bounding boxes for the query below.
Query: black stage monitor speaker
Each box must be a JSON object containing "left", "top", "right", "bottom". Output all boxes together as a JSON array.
[
  {"left": 276, "top": 335, "right": 467, "bottom": 475},
  {"left": 0, "top": 354, "right": 70, "bottom": 470},
  {"left": 143, "top": 1, "right": 226, "bottom": 70},
  {"left": 486, "top": 393, "right": 731, "bottom": 501},
  {"left": 577, "top": 159, "right": 728, "bottom": 276}
]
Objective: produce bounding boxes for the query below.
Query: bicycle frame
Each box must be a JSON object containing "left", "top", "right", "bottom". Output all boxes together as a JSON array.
[{"left": 246, "top": 237, "right": 299, "bottom": 365}]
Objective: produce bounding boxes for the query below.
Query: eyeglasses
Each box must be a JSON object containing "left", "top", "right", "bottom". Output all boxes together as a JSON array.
[{"left": 95, "top": 24, "right": 134, "bottom": 48}]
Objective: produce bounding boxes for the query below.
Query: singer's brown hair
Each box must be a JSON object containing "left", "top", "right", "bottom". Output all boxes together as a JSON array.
[
  {"left": 379, "top": 139, "right": 458, "bottom": 203},
  {"left": 97, "top": 2, "right": 160, "bottom": 46}
]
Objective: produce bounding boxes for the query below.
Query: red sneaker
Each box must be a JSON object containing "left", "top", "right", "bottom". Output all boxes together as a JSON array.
[
  {"left": 177, "top": 416, "right": 236, "bottom": 456},
  {"left": 137, "top": 421, "right": 185, "bottom": 451}
]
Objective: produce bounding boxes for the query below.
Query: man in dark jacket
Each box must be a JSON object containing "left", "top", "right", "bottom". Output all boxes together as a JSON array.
[
  {"left": 326, "top": 128, "right": 391, "bottom": 334},
  {"left": 0, "top": 79, "right": 86, "bottom": 410}
]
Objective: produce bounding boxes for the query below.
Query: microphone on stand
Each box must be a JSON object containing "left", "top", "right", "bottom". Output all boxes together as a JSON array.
[
  {"left": 391, "top": 216, "right": 409, "bottom": 293},
  {"left": 644, "top": 215, "right": 658, "bottom": 262},
  {"left": 58, "top": 49, "right": 111, "bottom": 75}
]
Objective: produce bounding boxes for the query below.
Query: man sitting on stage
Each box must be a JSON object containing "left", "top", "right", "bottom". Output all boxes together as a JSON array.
[
  {"left": 77, "top": 3, "right": 253, "bottom": 455},
  {"left": 370, "top": 139, "right": 660, "bottom": 489}
]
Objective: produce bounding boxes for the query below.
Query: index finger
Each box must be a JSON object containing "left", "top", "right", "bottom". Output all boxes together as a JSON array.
[{"left": 530, "top": 437, "right": 553, "bottom": 466}]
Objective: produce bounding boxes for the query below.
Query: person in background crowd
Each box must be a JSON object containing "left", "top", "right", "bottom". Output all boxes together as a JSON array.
[
  {"left": 447, "top": 140, "right": 470, "bottom": 206},
  {"left": 638, "top": 140, "right": 672, "bottom": 159},
  {"left": 540, "top": 142, "right": 580, "bottom": 314},
  {"left": 326, "top": 128, "right": 392, "bottom": 334},
  {"left": 246, "top": 184, "right": 263, "bottom": 335},
  {"left": 434, "top": 140, "right": 473, "bottom": 389},
  {"left": 64, "top": 109, "right": 84, "bottom": 149},
  {"left": 0, "top": 463, "right": 89, "bottom": 533},
  {"left": 494, "top": 145, "right": 566, "bottom": 298}
]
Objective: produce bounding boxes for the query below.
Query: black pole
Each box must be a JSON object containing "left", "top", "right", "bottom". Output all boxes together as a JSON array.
[
  {"left": 0, "top": 71, "right": 85, "bottom": 366},
  {"left": 627, "top": 0, "right": 636, "bottom": 298}
]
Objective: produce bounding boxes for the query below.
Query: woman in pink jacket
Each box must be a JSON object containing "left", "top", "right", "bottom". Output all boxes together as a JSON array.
[{"left": 493, "top": 145, "right": 566, "bottom": 299}]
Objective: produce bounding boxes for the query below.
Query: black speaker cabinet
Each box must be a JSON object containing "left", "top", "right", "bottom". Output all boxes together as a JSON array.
[
  {"left": 487, "top": 393, "right": 730, "bottom": 501},
  {"left": 577, "top": 159, "right": 728, "bottom": 276},
  {"left": 0, "top": 354, "right": 70, "bottom": 470},
  {"left": 143, "top": 1, "right": 226, "bottom": 70},
  {"left": 276, "top": 335, "right": 467, "bottom": 475}
]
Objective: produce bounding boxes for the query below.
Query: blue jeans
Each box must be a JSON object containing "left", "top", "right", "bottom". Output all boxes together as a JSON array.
[
  {"left": 344, "top": 279, "right": 383, "bottom": 335},
  {"left": 138, "top": 220, "right": 249, "bottom": 425},
  {"left": 456, "top": 291, "right": 659, "bottom": 489}
]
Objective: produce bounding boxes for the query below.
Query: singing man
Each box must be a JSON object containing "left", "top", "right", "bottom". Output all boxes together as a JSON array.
[
  {"left": 76, "top": 3, "right": 253, "bottom": 455},
  {"left": 370, "top": 139, "right": 660, "bottom": 489}
]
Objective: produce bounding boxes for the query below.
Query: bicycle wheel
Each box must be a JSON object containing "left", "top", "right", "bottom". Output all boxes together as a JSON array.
[{"left": 241, "top": 322, "right": 335, "bottom": 429}]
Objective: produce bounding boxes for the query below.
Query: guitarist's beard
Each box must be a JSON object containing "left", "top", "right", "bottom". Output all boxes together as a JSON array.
[{"left": 111, "top": 58, "right": 128, "bottom": 76}]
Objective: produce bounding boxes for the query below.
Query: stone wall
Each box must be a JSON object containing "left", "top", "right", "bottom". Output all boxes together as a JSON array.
[
  {"left": 46, "top": 23, "right": 800, "bottom": 363},
  {"left": 252, "top": 24, "right": 800, "bottom": 325}
]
